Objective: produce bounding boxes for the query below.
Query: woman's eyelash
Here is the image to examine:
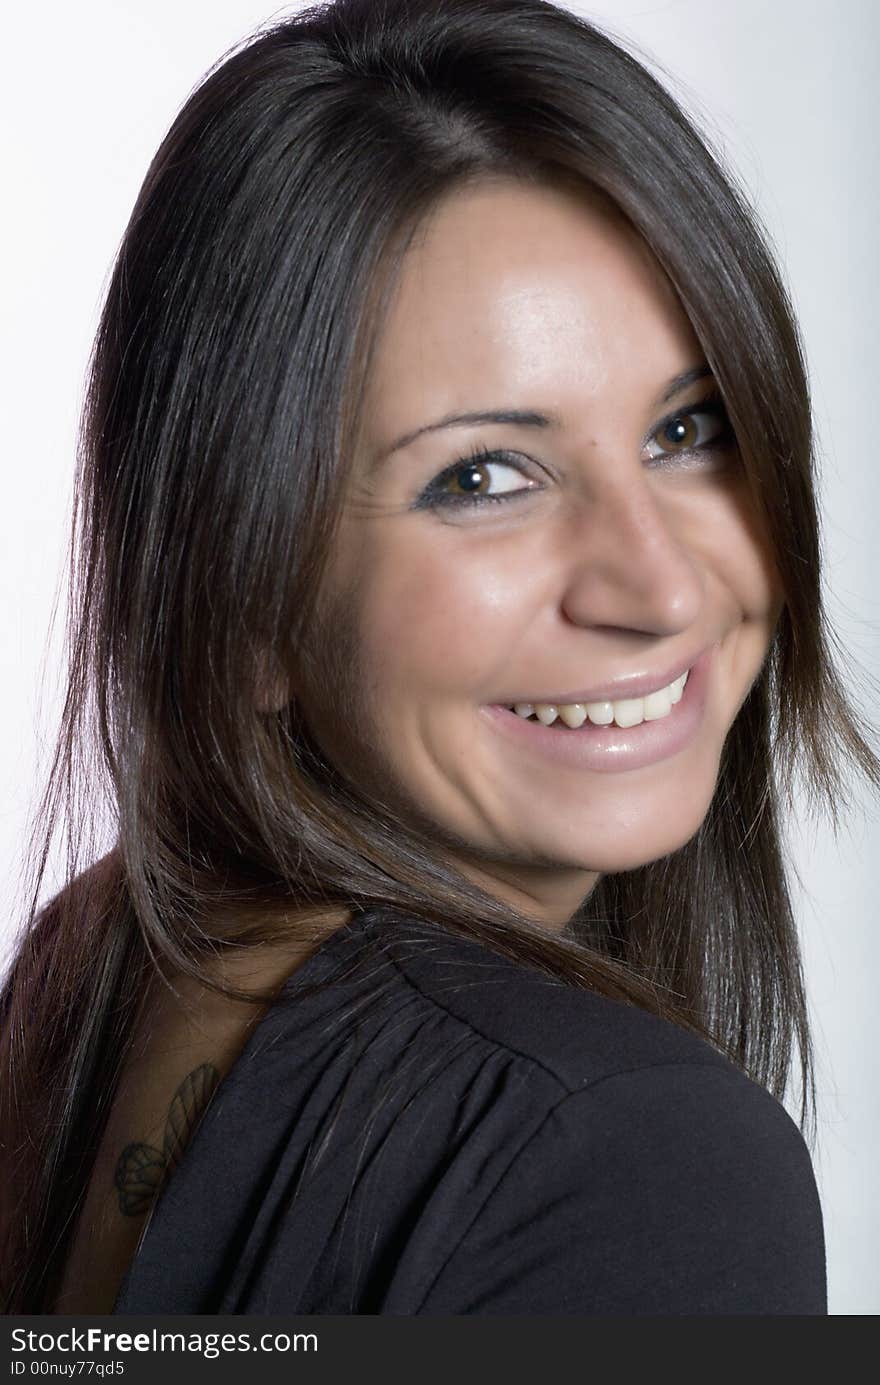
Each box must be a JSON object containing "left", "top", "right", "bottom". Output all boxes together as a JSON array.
[
  {"left": 411, "top": 443, "right": 532, "bottom": 512},
  {"left": 412, "top": 396, "right": 736, "bottom": 511}
]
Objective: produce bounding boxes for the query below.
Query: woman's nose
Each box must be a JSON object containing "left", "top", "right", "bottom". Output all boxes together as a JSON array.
[{"left": 557, "top": 472, "right": 704, "bottom": 636}]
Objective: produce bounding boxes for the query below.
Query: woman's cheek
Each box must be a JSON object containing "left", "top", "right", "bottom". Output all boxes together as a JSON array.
[
  {"left": 722, "top": 513, "right": 786, "bottom": 619},
  {"left": 361, "top": 535, "right": 536, "bottom": 692}
]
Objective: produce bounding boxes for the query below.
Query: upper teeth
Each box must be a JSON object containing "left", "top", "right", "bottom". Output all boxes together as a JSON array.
[{"left": 510, "top": 670, "right": 689, "bottom": 729}]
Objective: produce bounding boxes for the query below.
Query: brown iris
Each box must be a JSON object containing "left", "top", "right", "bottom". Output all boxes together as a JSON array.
[
  {"left": 655, "top": 414, "right": 698, "bottom": 452},
  {"left": 445, "top": 461, "right": 491, "bottom": 496}
]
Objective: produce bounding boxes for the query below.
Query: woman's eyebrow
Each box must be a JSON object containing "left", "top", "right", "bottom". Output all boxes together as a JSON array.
[{"left": 376, "top": 364, "right": 715, "bottom": 462}]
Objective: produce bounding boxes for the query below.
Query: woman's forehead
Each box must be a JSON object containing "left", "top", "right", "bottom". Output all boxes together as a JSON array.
[{"left": 362, "top": 179, "right": 701, "bottom": 444}]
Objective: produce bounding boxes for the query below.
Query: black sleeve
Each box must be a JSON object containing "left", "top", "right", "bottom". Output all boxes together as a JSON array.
[{"left": 416, "top": 1061, "right": 827, "bottom": 1315}]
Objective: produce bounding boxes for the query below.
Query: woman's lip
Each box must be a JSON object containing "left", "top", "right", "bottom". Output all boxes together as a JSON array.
[
  {"left": 479, "top": 641, "right": 716, "bottom": 774},
  {"left": 495, "top": 644, "right": 712, "bottom": 708}
]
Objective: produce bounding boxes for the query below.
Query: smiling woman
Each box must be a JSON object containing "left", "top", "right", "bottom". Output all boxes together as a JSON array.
[{"left": 1, "top": 0, "right": 878, "bottom": 1317}]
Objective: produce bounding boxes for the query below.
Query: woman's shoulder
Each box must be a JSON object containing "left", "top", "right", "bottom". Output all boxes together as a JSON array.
[
  {"left": 341, "top": 911, "right": 826, "bottom": 1315},
  {"left": 303, "top": 906, "right": 820, "bottom": 1211},
  {"left": 354, "top": 907, "right": 756, "bottom": 1100},
  {"left": 111, "top": 904, "right": 826, "bottom": 1314}
]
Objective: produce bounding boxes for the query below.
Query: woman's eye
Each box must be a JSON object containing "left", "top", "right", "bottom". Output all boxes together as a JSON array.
[
  {"left": 412, "top": 401, "right": 736, "bottom": 513},
  {"left": 645, "top": 402, "right": 735, "bottom": 463},
  {"left": 413, "top": 447, "right": 537, "bottom": 511}
]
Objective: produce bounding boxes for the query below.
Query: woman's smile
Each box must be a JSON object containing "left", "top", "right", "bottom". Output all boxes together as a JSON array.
[{"left": 479, "top": 639, "right": 716, "bottom": 774}]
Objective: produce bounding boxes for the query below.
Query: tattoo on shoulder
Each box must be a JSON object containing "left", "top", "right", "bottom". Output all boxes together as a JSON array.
[{"left": 114, "top": 1062, "right": 221, "bottom": 1216}]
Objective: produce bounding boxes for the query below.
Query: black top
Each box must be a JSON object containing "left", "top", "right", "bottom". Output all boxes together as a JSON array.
[{"left": 112, "top": 906, "right": 827, "bottom": 1315}]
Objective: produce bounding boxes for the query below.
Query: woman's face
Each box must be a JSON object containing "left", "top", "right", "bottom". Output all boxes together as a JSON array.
[{"left": 298, "top": 177, "right": 784, "bottom": 928}]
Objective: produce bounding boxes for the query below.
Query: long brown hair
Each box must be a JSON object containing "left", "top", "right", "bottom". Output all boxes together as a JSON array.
[{"left": 2, "top": 0, "right": 878, "bottom": 1313}]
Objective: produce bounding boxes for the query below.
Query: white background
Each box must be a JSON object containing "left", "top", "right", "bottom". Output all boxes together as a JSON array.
[{"left": 2, "top": 1, "right": 877, "bottom": 1314}]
